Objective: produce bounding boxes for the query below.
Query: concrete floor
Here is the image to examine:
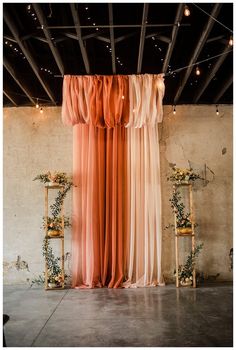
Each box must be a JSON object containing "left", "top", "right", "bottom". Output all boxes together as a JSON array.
[{"left": 3, "top": 283, "right": 233, "bottom": 347}]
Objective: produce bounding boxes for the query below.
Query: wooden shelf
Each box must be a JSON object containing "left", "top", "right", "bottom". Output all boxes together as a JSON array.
[
  {"left": 44, "top": 186, "right": 65, "bottom": 291},
  {"left": 174, "top": 183, "right": 196, "bottom": 288}
]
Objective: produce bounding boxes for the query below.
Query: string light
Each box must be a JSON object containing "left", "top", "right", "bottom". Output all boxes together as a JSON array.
[
  {"left": 184, "top": 5, "right": 190, "bottom": 17},
  {"left": 121, "top": 95, "right": 125, "bottom": 100},
  {"left": 173, "top": 106, "right": 176, "bottom": 115},
  {"left": 229, "top": 36, "right": 233, "bottom": 46},
  {"left": 196, "top": 66, "right": 201, "bottom": 75},
  {"left": 216, "top": 105, "right": 219, "bottom": 115}
]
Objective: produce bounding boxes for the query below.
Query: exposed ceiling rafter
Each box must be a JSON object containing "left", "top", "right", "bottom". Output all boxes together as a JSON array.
[
  {"left": 173, "top": 3, "right": 222, "bottom": 104},
  {"left": 3, "top": 7, "right": 56, "bottom": 104},
  {"left": 108, "top": 4, "right": 116, "bottom": 74},
  {"left": 214, "top": 76, "right": 233, "bottom": 103},
  {"left": 4, "top": 57, "right": 35, "bottom": 105},
  {"left": 33, "top": 4, "right": 64, "bottom": 76},
  {"left": 70, "top": 3, "right": 90, "bottom": 74},
  {"left": 162, "top": 4, "right": 184, "bottom": 73},
  {"left": 3, "top": 90, "right": 17, "bottom": 106},
  {"left": 194, "top": 45, "right": 232, "bottom": 103},
  {"left": 137, "top": 3, "right": 149, "bottom": 74},
  {"left": 146, "top": 33, "right": 171, "bottom": 44}
]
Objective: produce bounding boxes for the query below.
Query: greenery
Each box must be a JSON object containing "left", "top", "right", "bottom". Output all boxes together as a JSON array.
[
  {"left": 168, "top": 166, "right": 202, "bottom": 184},
  {"left": 43, "top": 238, "right": 64, "bottom": 284},
  {"left": 50, "top": 183, "right": 72, "bottom": 218},
  {"left": 169, "top": 190, "right": 192, "bottom": 228},
  {"left": 176, "top": 243, "right": 204, "bottom": 283}
]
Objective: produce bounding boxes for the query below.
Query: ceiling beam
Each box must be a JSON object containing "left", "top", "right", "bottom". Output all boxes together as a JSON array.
[
  {"left": 146, "top": 33, "right": 171, "bottom": 44},
  {"left": 173, "top": 3, "right": 222, "bottom": 104},
  {"left": 70, "top": 3, "right": 90, "bottom": 74},
  {"left": 115, "top": 31, "right": 137, "bottom": 44},
  {"left": 108, "top": 4, "right": 116, "bottom": 74},
  {"left": 137, "top": 3, "right": 149, "bottom": 74},
  {"left": 162, "top": 4, "right": 184, "bottom": 74},
  {"left": 43, "top": 23, "right": 191, "bottom": 30},
  {"left": 3, "top": 7, "right": 56, "bottom": 105},
  {"left": 33, "top": 4, "right": 64, "bottom": 76},
  {"left": 3, "top": 57, "right": 35, "bottom": 105},
  {"left": 214, "top": 76, "right": 233, "bottom": 103},
  {"left": 206, "top": 35, "right": 225, "bottom": 43},
  {"left": 3, "top": 35, "right": 17, "bottom": 43},
  {"left": 194, "top": 45, "right": 232, "bottom": 103},
  {"left": 3, "top": 90, "right": 18, "bottom": 106}
]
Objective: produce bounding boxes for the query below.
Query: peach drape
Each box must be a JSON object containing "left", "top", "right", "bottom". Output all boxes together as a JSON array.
[{"left": 72, "top": 124, "right": 128, "bottom": 288}]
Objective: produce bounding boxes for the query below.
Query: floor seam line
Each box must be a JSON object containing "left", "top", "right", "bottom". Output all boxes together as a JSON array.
[{"left": 30, "top": 289, "right": 69, "bottom": 347}]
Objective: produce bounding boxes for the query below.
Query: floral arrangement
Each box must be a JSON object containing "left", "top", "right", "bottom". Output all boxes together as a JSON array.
[
  {"left": 169, "top": 190, "right": 192, "bottom": 228},
  {"left": 33, "top": 171, "right": 72, "bottom": 186},
  {"left": 168, "top": 166, "right": 202, "bottom": 184},
  {"left": 175, "top": 243, "right": 203, "bottom": 285},
  {"left": 43, "top": 216, "right": 71, "bottom": 232}
]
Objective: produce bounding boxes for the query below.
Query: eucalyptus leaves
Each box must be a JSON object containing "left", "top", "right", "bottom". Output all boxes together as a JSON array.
[
  {"left": 170, "top": 190, "right": 192, "bottom": 228},
  {"left": 176, "top": 243, "right": 204, "bottom": 284}
]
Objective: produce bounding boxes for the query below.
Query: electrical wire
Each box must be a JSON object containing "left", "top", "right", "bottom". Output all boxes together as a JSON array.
[
  {"left": 165, "top": 49, "right": 233, "bottom": 76},
  {"left": 192, "top": 3, "right": 233, "bottom": 34}
]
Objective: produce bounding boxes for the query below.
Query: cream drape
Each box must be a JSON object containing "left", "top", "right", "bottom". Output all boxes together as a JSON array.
[{"left": 123, "top": 124, "right": 164, "bottom": 287}]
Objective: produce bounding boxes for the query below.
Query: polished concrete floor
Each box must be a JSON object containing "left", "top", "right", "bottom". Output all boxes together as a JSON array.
[{"left": 3, "top": 283, "right": 233, "bottom": 347}]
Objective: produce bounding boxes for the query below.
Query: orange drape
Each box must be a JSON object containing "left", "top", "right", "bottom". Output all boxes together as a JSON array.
[
  {"left": 62, "top": 75, "right": 130, "bottom": 127},
  {"left": 72, "top": 124, "right": 128, "bottom": 288}
]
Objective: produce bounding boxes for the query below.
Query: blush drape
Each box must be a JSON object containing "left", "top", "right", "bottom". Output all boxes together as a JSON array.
[{"left": 72, "top": 124, "right": 128, "bottom": 288}]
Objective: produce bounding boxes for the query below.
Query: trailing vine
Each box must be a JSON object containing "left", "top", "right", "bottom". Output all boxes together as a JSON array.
[{"left": 176, "top": 243, "right": 204, "bottom": 282}]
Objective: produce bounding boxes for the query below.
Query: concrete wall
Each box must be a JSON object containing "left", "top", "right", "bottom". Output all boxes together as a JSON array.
[{"left": 3, "top": 105, "right": 233, "bottom": 284}]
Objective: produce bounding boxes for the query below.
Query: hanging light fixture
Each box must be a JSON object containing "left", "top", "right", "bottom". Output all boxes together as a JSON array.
[
  {"left": 229, "top": 36, "right": 233, "bottom": 46},
  {"left": 184, "top": 5, "right": 190, "bottom": 17},
  {"left": 35, "top": 98, "right": 39, "bottom": 109},
  {"left": 173, "top": 105, "right": 176, "bottom": 115},
  {"left": 196, "top": 66, "right": 201, "bottom": 76},
  {"left": 40, "top": 107, "right": 43, "bottom": 114},
  {"left": 216, "top": 105, "right": 219, "bottom": 115}
]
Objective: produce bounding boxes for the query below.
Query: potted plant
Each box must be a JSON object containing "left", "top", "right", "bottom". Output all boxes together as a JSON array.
[{"left": 43, "top": 216, "right": 70, "bottom": 237}]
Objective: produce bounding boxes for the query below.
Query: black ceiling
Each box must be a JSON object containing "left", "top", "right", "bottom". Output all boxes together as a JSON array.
[{"left": 3, "top": 2, "right": 233, "bottom": 107}]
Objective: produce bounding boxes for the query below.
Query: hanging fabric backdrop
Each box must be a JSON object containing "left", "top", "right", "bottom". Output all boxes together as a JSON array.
[{"left": 62, "top": 74, "right": 165, "bottom": 288}]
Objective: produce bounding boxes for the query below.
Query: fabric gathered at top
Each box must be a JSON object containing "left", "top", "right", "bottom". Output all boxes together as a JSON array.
[{"left": 62, "top": 74, "right": 165, "bottom": 128}]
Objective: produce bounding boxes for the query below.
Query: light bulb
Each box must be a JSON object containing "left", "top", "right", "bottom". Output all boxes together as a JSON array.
[
  {"left": 40, "top": 108, "right": 43, "bottom": 114},
  {"left": 196, "top": 66, "right": 200, "bottom": 76},
  {"left": 36, "top": 103, "right": 39, "bottom": 109},
  {"left": 173, "top": 106, "right": 176, "bottom": 115},
  {"left": 121, "top": 95, "right": 125, "bottom": 100},
  {"left": 216, "top": 106, "right": 219, "bottom": 115},
  {"left": 184, "top": 5, "right": 190, "bottom": 16},
  {"left": 229, "top": 36, "right": 233, "bottom": 46}
]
